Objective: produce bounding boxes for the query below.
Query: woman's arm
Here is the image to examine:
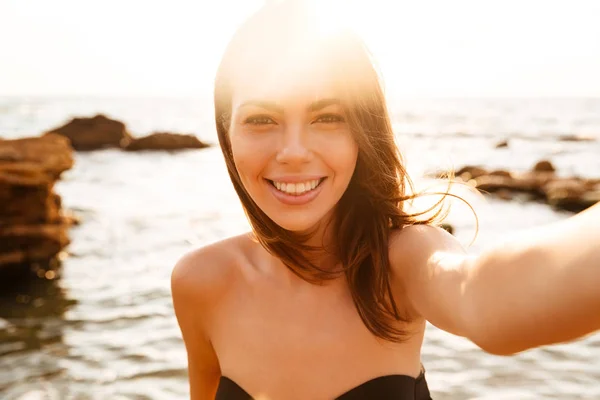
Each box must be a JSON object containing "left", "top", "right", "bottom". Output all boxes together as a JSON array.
[
  {"left": 393, "top": 203, "right": 600, "bottom": 355},
  {"left": 171, "top": 247, "right": 226, "bottom": 399}
]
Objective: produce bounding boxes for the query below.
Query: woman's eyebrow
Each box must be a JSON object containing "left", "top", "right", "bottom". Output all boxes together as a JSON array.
[
  {"left": 237, "top": 97, "right": 341, "bottom": 113},
  {"left": 238, "top": 100, "right": 284, "bottom": 113},
  {"left": 308, "top": 98, "right": 341, "bottom": 112}
]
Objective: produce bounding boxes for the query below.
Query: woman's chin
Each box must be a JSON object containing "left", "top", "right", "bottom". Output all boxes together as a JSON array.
[
  {"left": 275, "top": 221, "right": 319, "bottom": 234},
  {"left": 270, "top": 215, "right": 325, "bottom": 235}
]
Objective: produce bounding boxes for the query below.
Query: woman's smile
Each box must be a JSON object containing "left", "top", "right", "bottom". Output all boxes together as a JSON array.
[{"left": 265, "top": 176, "right": 328, "bottom": 206}]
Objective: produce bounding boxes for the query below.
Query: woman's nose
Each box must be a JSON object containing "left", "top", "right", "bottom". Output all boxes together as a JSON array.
[{"left": 275, "top": 123, "right": 312, "bottom": 164}]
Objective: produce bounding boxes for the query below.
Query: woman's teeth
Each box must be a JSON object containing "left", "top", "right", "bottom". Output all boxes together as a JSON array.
[{"left": 273, "top": 179, "right": 322, "bottom": 195}]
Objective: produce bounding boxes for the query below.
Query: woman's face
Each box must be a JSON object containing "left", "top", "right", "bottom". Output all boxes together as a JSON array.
[{"left": 228, "top": 72, "right": 359, "bottom": 233}]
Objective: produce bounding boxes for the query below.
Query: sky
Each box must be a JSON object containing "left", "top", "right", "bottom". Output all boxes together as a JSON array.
[{"left": 1, "top": 0, "right": 599, "bottom": 98}]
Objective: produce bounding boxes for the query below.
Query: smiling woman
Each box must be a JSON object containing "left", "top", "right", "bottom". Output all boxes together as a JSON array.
[
  {"left": 230, "top": 93, "right": 358, "bottom": 231},
  {"left": 170, "top": 1, "right": 600, "bottom": 399}
]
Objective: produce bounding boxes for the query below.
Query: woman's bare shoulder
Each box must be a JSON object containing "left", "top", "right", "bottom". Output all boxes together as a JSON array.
[
  {"left": 170, "top": 233, "right": 254, "bottom": 306},
  {"left": 389, "top": 224, "right": 459, "bottom": 264},
  {"left": 388, "top": 224, "right": 466, "bottom": 311}
]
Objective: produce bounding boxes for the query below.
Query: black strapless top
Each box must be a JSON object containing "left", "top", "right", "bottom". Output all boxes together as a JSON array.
[{"left": 215, "top": 369, "right": 432, "bottom": 399}]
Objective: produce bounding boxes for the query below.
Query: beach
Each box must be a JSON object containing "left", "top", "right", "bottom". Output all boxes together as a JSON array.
[{"left": 1, "top": 96, "right": 599, "bottom": 399}]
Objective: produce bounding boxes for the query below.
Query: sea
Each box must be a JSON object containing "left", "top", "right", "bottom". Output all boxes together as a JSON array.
[{"left": 0, "top": 96, "right": 599, "bottom": 399}]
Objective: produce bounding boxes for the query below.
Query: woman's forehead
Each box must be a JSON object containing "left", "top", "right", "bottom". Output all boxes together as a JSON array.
[{"left": 231, "top": 65, "right": 341, "bottom": 110}]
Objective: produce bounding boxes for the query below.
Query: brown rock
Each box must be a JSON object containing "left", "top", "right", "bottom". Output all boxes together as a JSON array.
[
  {"left": 474, "top": 175, "right": 544, "bottom": 196},
  {"left": 0, "top": 223, "right": 70, "bottom": 261},
  {"left": 0, "top": 135, "right": 73, "bottom": 225},
  {"left": 0, "top": 134, "right": 74, "bottom": 178},
  {"left": 448, "top": 160, "right": 599, "bottom": 213},
  {"left": 532, "top": 160, "right": 556, "bottom": 173},
  {"left": 44, "top": 114, "right": 132, "bottom": 151},
  {"left": 123, "top": 132, "right": 209, "bottom": 151},
  {"left": 440, "top": 223, "right": 454, "bottom": 235},
  {"left": 495, "top": 140, "right": 509, "bottom": 148},
  {"left": 0, "top": 136, "right": 74, "bottom": 278},
  {"left": 543, "top": 178, "right": 588, "bottom": 195},
  {"left": 0, "top": 146, "right": 22, "bottom": 162},
  {"left": 0, "top": 179, "right": 59, "bottom": 225},
  {"left": 489, "top": 169, "right": 512, "bottom": 178},
  {"left": 543, "top": 179, "right": 599, "bottom": 213},
  {"left": 496, "top": 189, "right": 513, "bottom": 201},
  {"left": 59, "top": 209, "right": 81, "bottom": 226},
  {"left": 558, "top": 134, "right": 596, "bottom": 142},
  {"left": 0, "top": 160, "right": 62, "bottom": 225},
  {"left": 517, "top": 171, "right": 556, "bottom": 187},
  {"left": 455, "top": 165, "right": 488, "bottom": 181}
]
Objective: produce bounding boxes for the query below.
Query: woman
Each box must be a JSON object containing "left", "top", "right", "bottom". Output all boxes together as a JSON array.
[{"left": 171, "top": 1, "right": 600, "bottom": 399}]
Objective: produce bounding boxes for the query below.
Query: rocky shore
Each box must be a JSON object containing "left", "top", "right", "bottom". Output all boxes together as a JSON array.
[
  {"left": 433, "top": 160, "right": 600, "bottom": 213},
  {"left": 44, "top": 114, "right": 210, "bottom": 151},
  {"left": 0, "top": 134, "right": 76, "bottom": 282},
  {"left": 1, "top": 114, "right": 211, "bottom": 284}
]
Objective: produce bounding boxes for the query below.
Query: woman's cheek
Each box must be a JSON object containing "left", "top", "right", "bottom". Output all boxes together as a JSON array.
[
  {"left": 314, "top": 129, "right": 358, "bottom": 160},
  {"left": 231, "top": 132, "right": 273, "bottom": 176}
]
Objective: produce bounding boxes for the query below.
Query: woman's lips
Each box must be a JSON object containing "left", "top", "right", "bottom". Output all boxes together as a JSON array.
[{"left": 266, "top": 177, "right": 326, "bottom": 206}]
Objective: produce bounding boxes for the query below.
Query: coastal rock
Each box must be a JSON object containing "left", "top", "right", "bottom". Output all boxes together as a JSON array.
[
  {"left": 474, "top": 174, "right": 545, "bottom": 197},
  {"left": 454, "top": 165, "right": 487, "bottom": 181},
  {"left": 0, "top": 134, "right": 73, "bottom": 178},
  {"left": 440, "top": 223, "right": 454, "bottom": 235},
  {"left": 532, "top": 160, "right": 556, "bottom": 173},
  {"left": 0, "top": 223, "right": 70, "bottom": 267},
  {"left": 437, "top": 160, "right": 599, "bottom": 213},
  {"left": 543, "top": 179, "right": 600, "bottom": 213},
  {"left": 44, "top": 114, "right": 132, "bottom": 151},
  {"left": 495, "top": 139, "right": 509, "bottom": 148},
  {"left": 558, "top": 134, "right": 596, "bottom": 142},
  {"left": 123, "top": 132, "right": 209, "bottom": 151},
  {"left": 495, "top": 189, "right": 513, "bottom": 201},
  {"left": 489, "top": 169, "right": 512, "bottom": 178},
  {"left": 0, "top": 136, "right": 74, "bottom": 278}
]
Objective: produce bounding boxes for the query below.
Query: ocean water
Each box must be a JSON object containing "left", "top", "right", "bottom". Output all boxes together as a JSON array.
[{"left": 0, "top": 96, "right": 599, "bottom": 399}]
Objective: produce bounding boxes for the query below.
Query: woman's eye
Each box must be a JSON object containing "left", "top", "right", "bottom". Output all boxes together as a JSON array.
[
  {"left": 314, "top": 114, "right": 345, "bottom": 124},
  {"left": 244, "top": 115, "right": 275, "bottom": 125}
]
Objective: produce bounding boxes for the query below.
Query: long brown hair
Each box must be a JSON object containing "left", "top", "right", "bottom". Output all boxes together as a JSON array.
[{"left": 214, "top": 0, "right": 457, "bottom": 342}]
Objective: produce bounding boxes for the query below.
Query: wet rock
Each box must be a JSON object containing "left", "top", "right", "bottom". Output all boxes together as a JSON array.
[
  {"left": 60, "top": 210, "right": 81, "bottom": 226},
  {"left": 44, "top": 114, "right": 132, "bottom": 151},
  {"left": 474, "top": 174, "right": 545, "bottom": 197},
  {"left": 543, "top": 179, "right": 600, "bottom": 213},
  {"left": 442, "top": 160, "right": 599, "bottom": 213},
  {"left": 496, "top": 189, "right": 513, "bottom": 201},
  {"left": 495, "top": 139, "right": 509, "bottom": 148},
  {"left": 440, "top": 223, "right": 454, "bottom": 235},
  {"left": 123, "top": 132, "right": 209, "bottom": 152},
  {"left": 489, "top": 169, "right": 511, "bottom": 178},
  {"left": 0, "top": 224, "right": 70, "bottom": 266},
  {"left": 558, "top": 134, "right": 596, "bottom": 142},
  {"left": 0, "top": 134, "right": 73, "bottom": 178},
  {"left": 455, "top": 166, "right": 488, "bottom": 181},
  {"left": 532, "top": 160, "right": 556, "bottom": 173},
  {"left": 0, "top": 136, "right": 74, "bottom": 278}
]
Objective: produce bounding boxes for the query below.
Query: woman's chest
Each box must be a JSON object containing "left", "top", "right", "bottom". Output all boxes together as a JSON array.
[
  {"left": 214, "top": 281, "right": 362, "bottom": 355},
  {"left": 208, "top": 278, "right": 417, "bottom": 387}
]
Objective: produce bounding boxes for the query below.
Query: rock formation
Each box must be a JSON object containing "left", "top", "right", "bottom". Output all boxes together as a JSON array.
[
  {"left": 44, "top": 114, "right": 132, "bottom": 151},
  {"left": 495, "top": 139, "right": 509, "bottom": 148},
  {"left": 43, "top": 115, "right": 211, "bottom": 152},
  {"left": 0, "top": 134, "right": 75, "bottom": 280},
  {"left": 123, "top": 132, "right": 209, "bottom": 151},
  {"left": 432, "top": 160, "right": 600, "bottom": 213}
]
